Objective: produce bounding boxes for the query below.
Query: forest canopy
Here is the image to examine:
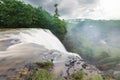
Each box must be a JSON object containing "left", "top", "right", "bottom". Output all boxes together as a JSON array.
[{"left": 0, "top": 0, "right": 67, "bottom": 40}]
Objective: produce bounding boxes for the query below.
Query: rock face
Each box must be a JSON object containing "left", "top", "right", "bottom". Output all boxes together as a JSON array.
[{"left": 0, "top": 29, "right": 100, "bottom": 80}]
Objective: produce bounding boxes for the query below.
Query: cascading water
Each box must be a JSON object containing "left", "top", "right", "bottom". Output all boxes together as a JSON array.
[
  {"left": 0, "top": 29, "right": 66, "bottom": 52},
  {"left": 0, "top": 29, "right": 100, "bottom": 80}
]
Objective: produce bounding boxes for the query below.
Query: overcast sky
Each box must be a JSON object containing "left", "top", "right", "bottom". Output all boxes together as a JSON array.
[{"left": 23, "top": 0, "right": 120, "bottom": 20}]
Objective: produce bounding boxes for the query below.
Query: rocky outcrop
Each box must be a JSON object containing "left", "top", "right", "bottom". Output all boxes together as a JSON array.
[
  {"left": 0, "top": 44, "right": 101, "bottom": 80},
  {"left": 0, "top": 29, "right": 101, "bottom": 80}
]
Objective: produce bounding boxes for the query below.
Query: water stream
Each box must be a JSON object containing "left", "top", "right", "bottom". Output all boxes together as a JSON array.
[{"left": 0, "top": 29, "right": 99, "bottom": 80}]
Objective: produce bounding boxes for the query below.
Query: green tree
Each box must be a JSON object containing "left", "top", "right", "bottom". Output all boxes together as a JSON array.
[
  {"left": 54, "top": 3, "right": 59, "bottom": 18},
  {"left": 0, "top": 0, "right": 67, "bottom": 40},
  {"left": 0, "top": 0, "right": 35, "bottom": 27}
]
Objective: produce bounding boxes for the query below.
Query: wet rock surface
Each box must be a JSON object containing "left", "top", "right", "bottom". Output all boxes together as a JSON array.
[
  {"left": 0, "top": 29, "right": 101, "bottom": 80},
  {"left": 0, "top": 43, "right": 101, "bottom": 80}
]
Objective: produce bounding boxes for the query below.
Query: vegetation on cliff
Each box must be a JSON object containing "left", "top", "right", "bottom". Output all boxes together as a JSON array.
[{"left": 0, "top": 0, "right": 67, "bottom": 40}]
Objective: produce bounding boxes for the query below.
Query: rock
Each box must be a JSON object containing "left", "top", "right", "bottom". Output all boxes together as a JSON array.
[
  {"left": 0, "top": 29, "right": 101, "bottom": 79},
  {"left": 0, "top": 43, "right": 101, "bottom": 79}
]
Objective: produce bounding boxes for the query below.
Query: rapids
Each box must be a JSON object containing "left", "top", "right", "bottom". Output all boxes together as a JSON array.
[
  {"left": 0, "top": 29, "right": 100, "bottom": 80},
  {"left": 0, "top": 29, "right": 66, "bottom": 52}
]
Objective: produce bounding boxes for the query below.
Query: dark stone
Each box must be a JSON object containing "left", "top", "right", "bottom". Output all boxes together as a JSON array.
[{"left": 82, "top": 63, "right": 88, "bottom": 69}]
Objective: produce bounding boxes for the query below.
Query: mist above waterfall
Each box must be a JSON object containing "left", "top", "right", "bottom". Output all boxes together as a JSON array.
[
  {"left": 65, "top": 19, "right": 120, "bottom": 56},
  {"left": 64, "top": 20, "right": 120, "bottom": 78},
  {"left": 0, "top": 28, "right": 101, "bottom": 80}
]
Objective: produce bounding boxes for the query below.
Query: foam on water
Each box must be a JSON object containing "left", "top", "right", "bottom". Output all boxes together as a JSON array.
[
  {"left": 0, "top": 29, "right": 66, "bottom": 52},
  {"left": 0, "top": 29, "right": 100, "bottom": 79}
]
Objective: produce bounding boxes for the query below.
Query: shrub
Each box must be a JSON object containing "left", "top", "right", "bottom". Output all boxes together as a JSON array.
[
  {"left": 24, "top": 61, "right": 55, "bottom": 80},
  {"left": 71, "top": 72, "right": 84, "bottom": 80},
  {"left": 25, "top": 69, "right": 55, "bottom": 80},
  {"left": 35, "top": 61, "right": 54, "bottom": 69}
]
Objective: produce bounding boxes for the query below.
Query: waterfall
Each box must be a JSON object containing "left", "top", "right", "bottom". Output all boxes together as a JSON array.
[
  {"left": 0, "top": 29, "right": 100, "bottom": 79},
  {"left": 0, "top": 29, "right": 66, "bottom": 52}
]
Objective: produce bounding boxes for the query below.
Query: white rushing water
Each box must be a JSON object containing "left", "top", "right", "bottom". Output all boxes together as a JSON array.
[
  {"left": 0, "top": 29, "right": 100, "bottom": 80},
  {"left": 0, "top": 29, "right": 66, "bottom": 52}
]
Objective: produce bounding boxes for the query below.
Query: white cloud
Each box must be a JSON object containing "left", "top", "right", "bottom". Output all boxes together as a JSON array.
[
  {"left": 24, "top": 0, "right": 120, "bottom": 20},
  {"left": 100, "top": 0, "right": 120, "bottom": 19},
  {"left": 58, "top": 0, "right": 101, "bottom": 19}
]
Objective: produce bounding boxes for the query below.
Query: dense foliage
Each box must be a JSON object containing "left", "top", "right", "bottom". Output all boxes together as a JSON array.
[{"left": 0, "top": 0, "right": 67, "bottom": 40}]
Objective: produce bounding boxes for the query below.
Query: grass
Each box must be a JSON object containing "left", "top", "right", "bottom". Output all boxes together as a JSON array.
[
  {"left": 25, "top": 69, "right": 55, "bottom": 80},
  {"left": 23, "top": 61, "right": 114, "bottom": 80},
  {"left": 68, "top": 71, "right": 114, "bottom": 80},
  {"left": 70, "top": 72, "right": 84, "bottom": 80},
  {"left": 35, "top": 61, "right": 54, "bottom": 69},
  {"left": 24, "top": 61, "right": 55, "bottom": 80}
]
